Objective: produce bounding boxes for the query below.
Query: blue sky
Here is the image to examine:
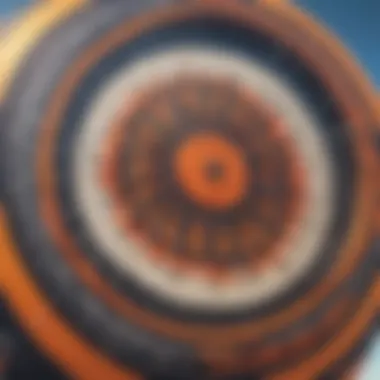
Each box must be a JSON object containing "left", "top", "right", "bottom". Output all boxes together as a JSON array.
[
  {"left": 0, "top": 0, "right": 379, "bottom": 378},
  {"left": 297, "top": 0, "right": 380, "bottom": 88}
]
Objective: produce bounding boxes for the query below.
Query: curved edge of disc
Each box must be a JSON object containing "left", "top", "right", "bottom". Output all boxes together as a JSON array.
[
  {"left": 0, "top": 209, "right": 140, "bottom": 380},
  {"left": 266, "top": 280, "right": 379, "bottom": 380},
  {"left": 0, "top": 0, "right": 88, "bottom": 102},
  {"left": 0, "top": 4, "right": 131, "bottom": 378},
  {"left": 271, "top": 0, "right": 378, "bottom": 118}
]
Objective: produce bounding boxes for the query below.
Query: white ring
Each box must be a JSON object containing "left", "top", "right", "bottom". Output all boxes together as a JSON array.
[{"left": 72, "top": 47, "right": 336, "bottom": 311}]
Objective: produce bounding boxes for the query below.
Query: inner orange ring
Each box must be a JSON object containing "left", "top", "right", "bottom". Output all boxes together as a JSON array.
[{"left": 173, "top": 132, "right": 250, "bottom": 210}]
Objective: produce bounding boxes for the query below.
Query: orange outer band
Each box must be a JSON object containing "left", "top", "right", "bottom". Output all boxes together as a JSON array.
[
  {"left": 0, "top": 1, "right": 138, "bottom": 379},
  {"left": 0, "top": 209, "right": 139, "bottom": 380},
  {"left": 267, "top": 282, "right": 379, "bottom": 380}
]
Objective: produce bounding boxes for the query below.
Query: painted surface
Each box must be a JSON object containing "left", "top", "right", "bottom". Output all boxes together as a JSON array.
[
  {"left": 0, "top": 0, "right": 378, "bottom": 379},
  {"left": 294, "top": 2, "right": 379, "bottom": 378}
]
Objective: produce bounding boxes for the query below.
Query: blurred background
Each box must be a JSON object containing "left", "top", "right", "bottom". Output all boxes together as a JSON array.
[{"left": 0, "top": 0, "right": 379, "bottom": 379}]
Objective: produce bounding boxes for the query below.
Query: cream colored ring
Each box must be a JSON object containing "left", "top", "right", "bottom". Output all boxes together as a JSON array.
[{"left": 72, "top": 47, "right": 335, "bottom": 311}]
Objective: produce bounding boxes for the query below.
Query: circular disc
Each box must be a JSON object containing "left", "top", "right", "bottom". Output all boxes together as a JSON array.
[{"left": 1, "top": 1, "right": 379, "bottom": 379}]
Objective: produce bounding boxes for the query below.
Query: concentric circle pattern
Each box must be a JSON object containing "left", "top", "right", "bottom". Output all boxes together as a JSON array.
[
  {"left": 0, "top": 1, "right": 379, "bottom": 379},
  {"left": 73, "top": 48, "right": 335, "bottom": 311},
  {"left": 98, "top": 74, "right": 307, "bottom": 284}
]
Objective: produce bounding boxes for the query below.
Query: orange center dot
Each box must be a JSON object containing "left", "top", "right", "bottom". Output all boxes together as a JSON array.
[{"left": 174, "top": 132, "right": 250, "bottom": 210}]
